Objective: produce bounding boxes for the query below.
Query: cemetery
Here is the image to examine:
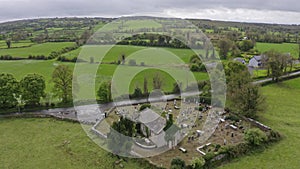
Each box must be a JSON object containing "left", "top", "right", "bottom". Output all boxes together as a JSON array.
[{"left": 92, "top": 97, "right": 276, "bottom": 168}]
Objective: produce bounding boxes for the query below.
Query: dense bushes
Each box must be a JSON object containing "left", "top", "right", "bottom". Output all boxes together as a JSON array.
[
  {"left": 139, "top": 103, "right": 151, "bottom": 111},
  {"left": 244, "top": 128, "right": 268, "bottom": 146},
  {"left": 200, "top": 128, "right": 281, "bottom": 168},
  {"left": 0, "top": 55, "right": 26, "bottom": 60}
]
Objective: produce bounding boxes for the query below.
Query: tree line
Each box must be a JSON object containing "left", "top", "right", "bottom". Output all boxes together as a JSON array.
[{"left": 0, "top": 65, "right": 74, "bottom": 112}]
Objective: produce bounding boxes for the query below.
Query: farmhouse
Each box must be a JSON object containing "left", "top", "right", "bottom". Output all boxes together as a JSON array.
[{"left": 248, "top": 55, "right": 266, "bottom": 68}]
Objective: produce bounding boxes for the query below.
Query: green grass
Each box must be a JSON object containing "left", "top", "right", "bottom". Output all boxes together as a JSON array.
[
  {"left": 63, "top": 45, "right": 198, "bottom": 64},
  {"left": 0, "top": 40, "right": 35, "bottom": 49},
  {"left": 0, "top": 60, "right": 74, "bottom": 92},
  {"left": 255, "top": 42, "right": 299, "bottom": 58},
  {"left": 0, "top": 42, "right": 75, "bottom": 58},
  {"left": 0, "top": 118, "right": 141, "bottom": 169},
  {"left": 219, "top": 78, "right": 300, "bottom": 169},
  {"left": 0, "top": 60, "right": 208, "bottom": 100},
  {"left": 101, "top": 19, "right": 162, "bottom": 31}
]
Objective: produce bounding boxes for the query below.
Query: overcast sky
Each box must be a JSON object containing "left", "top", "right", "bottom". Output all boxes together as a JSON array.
[{"left": 0, "top": 0, "right": 299, "bottom": 24}]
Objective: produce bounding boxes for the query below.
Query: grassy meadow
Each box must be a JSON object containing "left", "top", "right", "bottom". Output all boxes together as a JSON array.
[
  {"left": 0, "top": 118, "right": 142, "bottom": 169},
  {"left": 0, "top": 40, "right": 35, "bottom": 49},
  {"left": 0, "top": 42, "right": 75, "bottom": 58},
  {"left": 63, "top": 45, "right": 199, "bottom": 63},
  {"left": 219, "top": 77, "right": 300, "bottom": 169},
  {"left": 0, "top": 59, "right": 208, "bottom": 100},
  {"left": 255, "top": 42, "right": 299, "bottom": 58}
]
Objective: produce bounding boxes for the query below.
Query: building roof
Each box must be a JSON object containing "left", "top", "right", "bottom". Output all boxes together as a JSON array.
[
  {"left": 138, "top": 108, "right": 166, "bottom": 135},
  {"left": 233, "top": 57, "right": 245, "bottom": 64},
  {"left": 253, "top": 55, "right": 262, "bottom": 61}
]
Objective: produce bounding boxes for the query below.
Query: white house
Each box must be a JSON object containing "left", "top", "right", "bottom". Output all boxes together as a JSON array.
[{"left": 248, "top": 55, "right": 266, "bottom": 68}]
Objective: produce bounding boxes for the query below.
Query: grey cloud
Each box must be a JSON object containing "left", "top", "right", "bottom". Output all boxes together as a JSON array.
[{"left": 0, "top": 0, "right": 299, "bottom": 23}]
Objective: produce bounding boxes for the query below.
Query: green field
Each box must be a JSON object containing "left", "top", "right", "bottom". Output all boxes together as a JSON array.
[
  {"left": 255, "top": 42, "right": 299, "bottom": 58},
  {"left": 0, "top": 60, "right": 74, "bottom": 92},
  {"left": 0, "top": 60, "right": 208, "bottom": 100},
  {"left": 0, "top": 42, "right": 75, "bottom": 58},
  {"left": 0, "top": 118, "right": 141, "bottom": 169},
  {"left": 63, "top": 45, "right": 199, "bottom": 64},
  {"left": 219, "top": 77, "right": 300, "bottom": 169},
  {"left": 0, "top": 40, "right": 35, "bottom": 49}
]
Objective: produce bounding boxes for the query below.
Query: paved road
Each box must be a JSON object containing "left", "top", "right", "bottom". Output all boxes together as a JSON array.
[
  {"left": 0, "top": 91, "right": 202, "bottom": 123},
  {"left": 2, "top": 70, "right": 300, "bottom": 122},
  {"left": 253, "top": 70, "right": 300, "bottom": 85}
]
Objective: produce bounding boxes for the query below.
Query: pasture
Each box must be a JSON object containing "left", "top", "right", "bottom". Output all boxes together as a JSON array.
[
  {"left": 0, "top": 42, "right": 75, "bottom": 58},
  {"left": 0, "top": 40, "right": 35, "bottom": 49},
  {"left": 219, "top": 77, "right": 300, "bottom": 169},
  {"left": 63, "top": 45, "right": 200, "bottom": 64},
  {"left": 255, "top": 42, "right": 299, "bottom": 58},
  {"left": 0, "top": 60, "right": 208, "bottom": 100},
  {"left": 0, "top": 118, "right": 141, "bottom": 169}
]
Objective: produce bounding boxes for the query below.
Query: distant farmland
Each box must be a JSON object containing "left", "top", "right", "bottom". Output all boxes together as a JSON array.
[
  {"left": 0, "top": 42, "right": 75, "bottom": 58},
  {"left": 255, "top": 42, "right": 299, "bottom": 58}
]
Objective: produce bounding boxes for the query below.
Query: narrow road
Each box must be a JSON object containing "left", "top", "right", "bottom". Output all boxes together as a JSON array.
[
  {"left": 253, "top": 70, "right": 300, "bottom": 85},
  {"left": 2, "top": 69, "right": 300, "bottom": 120},
  {"left": 0, "top": 91, "right": 202, "bottom": 123}
]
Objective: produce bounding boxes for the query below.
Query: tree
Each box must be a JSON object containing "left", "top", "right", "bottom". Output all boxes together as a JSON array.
[
  {"left": 13, "top": 94, "right": 26, "bottom": 113},
  {"left": 244, "top": 128, "right": 267, "bottom": 146},
  {"left": 171, "top": 158, "right": 186, "bottom": 169},
  {"left": 6, "top": 39, "right": 11, "bottom": 48},
  {"left": 132, "top": 86, "right": 143, "bottom": 98},
  {"left": 164, "top": 114, "right": 173, "bottom": 131},
  {"left": 218, "top": 39, "right": 232, "bottom": 59},
  {"left": 158, "top": 35, "right": 165, "bottom": 45},
  {"left": 20, "top": 74, "right": 46, "bottom": 106},
  {"left": 227, "top": 70, "right": 265, "bottom": 118},
  {"left": 143, "top": 77, "right": 148, "bottom": 95},
  {"left": 298, "top": 40, "right": 300, "bottom": 60},
  {"left": 52, "top": 65, "right": 73, "bottom": 103},
  {"left": 97, "top": 81, "right": 112, "bottom": 103},
  {"left": 172, "top": 81, "right": 182, "bottom": 94},
  {"left": 265, "top": 50, "right": 291, "bottom": 82},
  {"left": 0, "top": 74, "right": 19, "bottom": 109},
  {"left": 191, "top": 157, "right": 205, "bottom": 169},
  {"left": 121, "top": 54, "right": 126, "bottom": 65},
  {"left": 225, "top": 61, "right": 248, "bottom": 79},
  {"left": 139, "top": 103, "right": 151, "bottom": 111},
  {"left": 238, "top": 40, "right": 255, "bottom": 52},
  {"left": 80, "top": 30, "right": 92, "bottom": 44},
  {"left": 107, "top": 116, "right": 135, "bottom": 155},
  {"left": 153, "top": 73, "right": 163, "bottom": 89}
]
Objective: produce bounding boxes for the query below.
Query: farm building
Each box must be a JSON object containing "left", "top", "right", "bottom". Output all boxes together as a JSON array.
[
  {"left": 233, "top": 57, "right": 246, "bottom": 64},
  {"left": 248, "top": 55, "right": 267, "bottom": 68}
]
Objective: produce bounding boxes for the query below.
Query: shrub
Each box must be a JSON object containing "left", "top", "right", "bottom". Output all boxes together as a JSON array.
[
  {"left": 131, "top": 87, "right": 143, "bottom": 98},
  {"left": 190, "top": 64, "right": 200, "bottom": 72},
  {"left": 199, "top": 64, "right": 207, "bottom": 72},
  {"left": 171, "top": 158, "right": 186, "bottom": 169},
  {"left": 225, "top": 114, "right": 240, "bottom": 122},
  {"left": 196, "top": 106, "right": 204, "bottom": 111},
  {"left": 244, "top": 128, "right": 267, "bottom": 146},
  {"left": 139, "top": 104, "right": 151, "bottom": 111},
  {"left": 191, "top": 157, "right": 205, "bottom": 169}
]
